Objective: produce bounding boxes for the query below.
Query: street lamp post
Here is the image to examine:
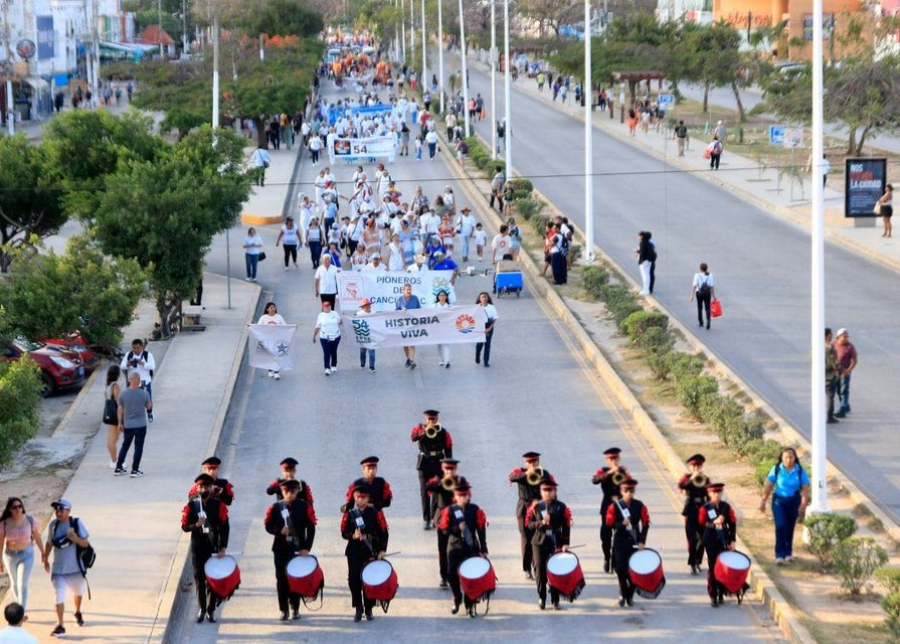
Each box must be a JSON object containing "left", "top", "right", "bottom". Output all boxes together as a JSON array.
[
  {"left": 458, "top": 0, "right": 470, "bottom": 137},
  {"left": 438, "top": 0, "right": 445, "bottom": 113},
  {"left": 503, "top": 0, "right": 511, "bottom": 175},
  {"left": 490, "top": 0, "right": 496, "bottom": 159},
  {"left": 158, "top": 0, "right": 163, "bottom": 57},
  {"left": 211, "top": 10, "right": 232, "bottom": 310},
  {"left": 401, "top": 0, "right": 406, "bottom": 61},
  {"left": 421, "top": 0, "right": 426, "bottom": 87},
  {"left": 584, "top": 0, "right": 594, "bottom": 264}
]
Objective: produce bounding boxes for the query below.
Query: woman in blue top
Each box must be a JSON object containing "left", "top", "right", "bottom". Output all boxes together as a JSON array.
[{"left": 759, "top": 448, "right": 810, "bottom": 564}]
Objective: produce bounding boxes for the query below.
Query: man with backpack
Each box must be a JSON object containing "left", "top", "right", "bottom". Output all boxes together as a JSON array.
[
  {"left": 675, "top": 120, "right": 689, "bottom": 157},
  {"left": 120, "top": 338, "right": 155, "bottom": 423},
  {"left": 43, "top": 499, "right": 92, "bottom": 638}
]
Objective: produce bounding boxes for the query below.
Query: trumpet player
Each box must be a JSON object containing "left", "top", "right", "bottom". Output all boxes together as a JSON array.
[
  {"left": 678, "top": 454, "right": 709, "bottom": 575},
  {"left": 509, "top": 451, "right": 554, "bottom": 579},
  {"left": 526, "top": 480, "right": 574, "bottom": 610},
  {"left": 592, "top": 447, "right": 629, "bottom": 573},
  {"left": 425, "top": 458, "right": 462, "bottom": 588},
  {"left": 266, "top": 457, "right": 314, "bottom": 505},
  {"left": 342, "top": 456, "right": 393, "bottom": 512},
  {"left": 411, "top": 410, "right": 454, "bottom": 530},
  {"left": 187, "top": 456, "right": 235, "bottom": 506}
]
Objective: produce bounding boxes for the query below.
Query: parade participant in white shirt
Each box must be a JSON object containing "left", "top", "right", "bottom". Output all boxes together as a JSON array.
[
  {"left": 387, "top": 234, "right": 405, "bottom": 271},
  {"left": 475, "top": 292, "right": 498, "bottom": 368},
  {"left": 298, "top": 194, "right": 315, "bottom": 240},
  {"left": 257, "top": 302, "right": 286, "bottom": 379},
  {"left": 456, "top": 207, "right": 476, "bottom": 262},
  {"left": 312, "top": 301, "right": 342, "bottom": 376},
  {"left": 363, "top": 252, "right": 387, "bottom": 273},
  {"left": 491, "top": 225, "right": 513, "bottom": 264},
  {"left": 314, "top": 170, "right": 328, "bottom": 210},
  {"left": 435, "top": 290, "right": 453, "bottom": 368},
  {"left": 314, "top": 253, "right": 339, "bottom": 308},
  {"left": 356, "top": 298, "right": 377, "bottom": 372},
  {"left": 276, "top": 216, "right": 302, "bottom": 270}
]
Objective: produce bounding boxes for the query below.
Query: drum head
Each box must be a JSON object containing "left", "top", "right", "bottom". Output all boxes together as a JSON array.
[
  {"left": 459, "top": 557, "right": 491, "bottom": 580},
  {"left": 718, "top": 551, "right": 751, "bottom": 571},
  {"left": 204, "top": 555, "right": 236, "bottom": 579},
  {"left": 287, "top": 555, "right": 318, "bottom": 578},
  {"left": 629, "top": 549, "right": 662, "bottom": 574},
  {"left": 361, "top": 560, "right": 393, "bottom": 585},
  {"left": 547, "top": 552, "right": 579, "bottom": 576}
]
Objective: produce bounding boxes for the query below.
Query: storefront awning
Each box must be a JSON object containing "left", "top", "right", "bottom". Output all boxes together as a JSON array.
[{"left": 23, "top": 76, "right": 50, "bottom": 90}]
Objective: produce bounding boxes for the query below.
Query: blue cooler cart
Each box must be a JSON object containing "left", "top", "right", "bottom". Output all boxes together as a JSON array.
[{"left": 494, "top": 260, "right": 523, "bottom": 297}]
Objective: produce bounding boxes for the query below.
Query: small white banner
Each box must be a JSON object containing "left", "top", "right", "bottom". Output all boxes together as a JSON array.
[
  {"left": 343, "top": 305, "right": 487, "bottom": 349},
  {"left": 338, "top": 270, "right": 456, "bottom": 312},
  {"left": 248, "top": 324, "right": 301, "bottom": 371},
  {"left": 329, "top": 135, "right": 397, "bottom": 163}
]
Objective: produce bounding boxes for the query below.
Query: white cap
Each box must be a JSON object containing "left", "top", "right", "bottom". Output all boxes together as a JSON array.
[{"left": 836, "top": 328, "right": 848, "bottom": 337}]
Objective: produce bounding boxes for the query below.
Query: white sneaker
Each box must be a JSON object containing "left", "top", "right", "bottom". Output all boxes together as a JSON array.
[
  {"left": 785, "top": 556, "right": 794, "bottom": 563},
  {"left": 330, "top": 367, "right": 337, "bottom": 374},
  {"left": 273, "top": 372, "right": 280, "bottom": 380},
  {"left": 108, "top": 460, "right": 117, "bottom": 469},
  {"left": 284, "top": 267, "right": 289, "bottom": 271},
  {"left": 268, "top": 370, "right": 274, "bottom": 378},
  {"left": 324, "top": 369, "right": 330, "bottom": 376},
  {"left": 775, "top": 557, "right": 785, "bottom": 565}
]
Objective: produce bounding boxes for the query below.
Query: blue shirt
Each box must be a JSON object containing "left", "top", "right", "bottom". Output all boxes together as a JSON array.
[
  {"left": 432, "top": 257, "right": 458, "bottom": 272},
  {"left": 396, "top": 295, "right": 422, "bottom": 310},
  {"left": 766, "top": 463, "right": 810, "bottom": 498}
]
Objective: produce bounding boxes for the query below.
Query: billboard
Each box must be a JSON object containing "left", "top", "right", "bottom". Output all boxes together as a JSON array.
[
  {"left": 845, "top": 158, "right": 887, "bottom": 217},
  {"left": 36, "top": 16, "right": 54, "bottom": 59}
]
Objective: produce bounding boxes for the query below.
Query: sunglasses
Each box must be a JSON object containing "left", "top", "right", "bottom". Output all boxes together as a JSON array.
[{"left": 11, "top": 504, "right": 23, "bottom": 510}]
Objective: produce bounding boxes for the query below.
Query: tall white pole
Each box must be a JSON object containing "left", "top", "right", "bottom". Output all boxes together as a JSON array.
[
  {"left": 410, "top": 0, "right": 415, "bottom": 61},
  {"left": 458, "top": 0, "right": 470, "bottom": 137},
  {"left": 584, "top": 0, "right": 594, "bottom": 263},
  {"left": 395, "top": 0, "right": 400, "bottom": 62},
  {"left": 401, "top": 0, "right": 406, "bottom": 61},
  {"left": 438, "top": 0, "right": 445, "bottom": 113},
  {"left": 809, "top": 0, "right": 827, "bottom": 512},
  {"left": 211, "top": 11, "right": 231, "bottom": 310},
  {"left": 421, "top": 0, "right": 426, "bottom": 85},
  {"left": 503, "top": 0, "right": 511, "bottom": 174},
  {"left": 182, "top": 0, "right": 189, "bottom": 54},
  {"left": 490, "top": 0, "right": 496, "bottom": 158},
  {"left": 158, "top": 0, "right": 163, "bottom": 57},
  {"left": 259, "top": 33, "right": 265, "bottom": 61},
  {"left": 92, "top": 0, "right": 100, "bottom": 105}
]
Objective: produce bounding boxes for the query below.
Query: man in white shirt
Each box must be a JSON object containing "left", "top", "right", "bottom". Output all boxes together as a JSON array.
[
  {"left": 491, "top": 225, "right": 512, "bottom": 264},
  {"left": 0, "top": 603, "right": 37, "bottom": 643},
  {"left": 314, "top": 253, "right": 340, "bottom": 308},
  {"left": 456, "top": 207, "right": 476, "bottom": 261},
  {"left": 121, "top": 338, "right": 156, "bottom": 423},
  {"left": 363, "top": 252, "right": 388, "bottom": 273},
  {"left": 419, "top": 210, "right": 436, "bottom": 243}
]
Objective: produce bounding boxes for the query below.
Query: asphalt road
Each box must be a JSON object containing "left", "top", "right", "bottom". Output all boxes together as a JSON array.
[
  {"left": 170, "top": 82, "right": 782, "bottom": 642},
  {"left": 450, "top": 51, "right": 900, "bottom": 522}
]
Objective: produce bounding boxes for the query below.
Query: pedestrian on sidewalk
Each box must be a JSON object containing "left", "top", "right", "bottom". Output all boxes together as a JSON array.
[
  {"left": 0, "top": 498, "right": 47, "bottom": 614},
  {"left": 313, "top": 301, "right": 342, "bottom": 376},
  {"left": 250, "top": 145, "right": 271, "bottom": 186},
  {"left": 489, "top": 166, "right": 505, "bottom": 212},
  {"left": 44, "top": 499, "right": 90, "bottom": 637},
  {"left": 258, "top": 302, "right": 286, "bottom": 380},
  {"left": 759, "top": 448, "right": 810, "bottom": 565},
  {"left": 314, "top": 252, "right": 339, "bottom": 307},
  {"left": 833, "top": 328, "right": 858, "bottom": 418},
  {"left": 115, "top": 371, "right": 152, "bottom": 477},
  {"left": 356, "top": 299, "right": 377, "bottom": 372},
  {"left": 121, "top": 339, "right": 155, "bottom": 423},
  {"left": 706, "top": 136, "right": 723, "bottom": 170},
  {"left": 0, "top": 603, "right": 36, "bottom": 643},
  {"left": 396, "top": 283, "right": 422, "bottom": 369},
  {"left": 636, "top": 231, "right": 654, "bottom": 295},
  {"left": 714, "top": 120, "right": 727, "bottom": 143},
  {"left": 878, "top": 183, "right": 893, "bottom": 238},
  {"left": 243, "top": 227, "right": 263, "bottom": 282},
  {"left": 102, "top": 365, "right": 122, "bottom": 468},
  {"left": 690, "top": 263, "right": 716, "bottom": 330},
  {"left": 675, "top": 120, "right": 688, "bottom": 157},
  {"left": 276, "top": 216, "right": 301, "bottom": 270},
  {"left": 824, "top": 328, "right": 840, "bottom": 423},
  {"left": 475, "top": 292, "right": 498, "bottom": 367}
]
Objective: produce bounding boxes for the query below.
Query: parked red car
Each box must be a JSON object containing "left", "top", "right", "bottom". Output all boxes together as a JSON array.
[
  {"left": 1, "top": 338, "right": 86, "bottom": 397},
  {"left": 43, "top": 334, "right": 100, "bottom": 374}
]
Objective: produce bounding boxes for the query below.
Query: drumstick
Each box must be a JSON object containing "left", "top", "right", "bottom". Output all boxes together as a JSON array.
[
  {"left": 566, "top": 544, "right": 586, "bottom": 550},
  {"left": 382, "top": 551, "right": 402, "bottom": 558}
]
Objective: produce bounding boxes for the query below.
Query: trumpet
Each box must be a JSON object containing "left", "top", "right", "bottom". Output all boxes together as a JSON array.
[
  {"left": 526, "top": 466, "right": 545, "bottom": 486},
  {"left": 441, "top": 475, "right": 457, "bottom": 491},
  {"left": 691, "top": 472, "right": 710, "bottom": 488},
  {"left": 612, "top": 471, "right": 627, "bottom": 486},
  {"left": 425, "top": 423, "right": 443, "bottom": 439}
]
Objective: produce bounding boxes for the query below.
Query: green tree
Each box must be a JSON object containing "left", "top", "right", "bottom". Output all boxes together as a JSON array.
[
  {"left": 0, "top": 356, "right": 43, "bottom": 468},
  {"left": 0, "top": 235, "right": 147, "bottom": 351},
  {"left": 240, "top": 0, "right": 324, "bottom": 37},
  {"left": 0, "top": 136, "right": 65, "bottom": 273},
  {"left": 92, "top": 126, "right": 252, "bottom": 337},
  {"left": 685, "top": 22, "right": 747, "bottom": 120}
]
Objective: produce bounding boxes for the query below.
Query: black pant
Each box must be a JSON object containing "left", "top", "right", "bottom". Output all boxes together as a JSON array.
[
  {"left": 320, "top": 337, "right": 340, "bottom": 369},
  {"left": 826, "top": 377, "right": 838, "bottom": 420},
  {"left": 447, "top": 546, "right": 477, "bottom": 608},
  {"left": 475, "top": 328, "right": 494, "bottom": 366},
  {"left": 347, "top": 553, "right": 376, "bottom": 611},
  {"left": 649, "top": 260, "right": 656, "bottom": 293},
  {"left": 417, "top": 470, "right": 438, "bottom": 522},
  {"left": 710, "top": 153, "right": 721, "bottom": 170},
  {"left": 516, "top": 513, "right": 534, "bottom": 573},
  {"left": 489, "top": 190, "right": 503, "bottom": 211},
  {"left": 437, "top": 529, "right": 450, "bottom": 581},
  {"left": 311, "top": 149, "right": 320, "bottom": 163},
  {"left": 612, "top": 539, "right": 635, "bottom": 600},
  {"left": 348, "top": 239, "right": 359, "bottom": 256},
  {"left": 532, "top": 543, "right": 560, "bottom": 604},
  {"left": 704, "top": 540, "right": 725, "bottom": 600},
  {"left": 117, "top": 426, "right": 146, "bottom": 471},
  {"left": 551, "top": 252, "right": 568, "bottom": 284},
  {"left": 697, "top": 292, "right": 712, "bottom": 326},
  {"left": 320, "top": 293, "right": 336, "bottom": 308},
  {"left": 600, "top": 501, "right": 613, "bottom": 565},
  {"left": 191, "top": 547, "right": 213, "bottom": 613},
  {"left": 274, "top": 551, "right": 300, "bottom": 613},
  {"left": 283, "top": 244, "right": 298, "bottom": 267},
  {"left": 685, "top": 514, "right": 704, "bottom": 567}
]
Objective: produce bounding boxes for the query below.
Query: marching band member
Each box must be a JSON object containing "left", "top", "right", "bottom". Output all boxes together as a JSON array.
[
  {"left": 509, "top": 452, "right": 553, "bottom": 579},
  {"left": 424, "top": 458, "right": 462, "bottom": 588},
  {"left": 187, "top": 456, "right": 235, "bottom": 506},
  {"left": 526, "top": 479, "right": 573, "bottom": 610},
  {"left": 699, "top": 483, "right": 739, "bottom": 607},
  {"left": 678, "top": 454, "right": 709, "bottom": 575},
  {"left": 266, "top": 457, "right": 314, "bottom": 505},
  {"left": 438, "top": 480, "right": 488, "bottom": 617},
  {"left": 264, "top": 479, "right": 317, "bottom": 621},
  {"left": 592, "top": 447, "right": 629, "bottom": 573},
  {"left": 605, "top": 479, "right": 650, "bottom": 608},
  {"left": 181, "top": 474, "right": 230, "bottom": 624},
  {"left": 343, "top": 456, "right": 393, "bottom": 511},
  {"left": 340, "top": 484, "right": 389, "bottom": 622},
  {"left": 411, "top": 410, "right": 453, "bottom": 529}
]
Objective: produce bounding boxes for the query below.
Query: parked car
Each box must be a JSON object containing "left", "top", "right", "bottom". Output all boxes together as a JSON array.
[
  {"left": 1, "top": 338, "right": 85, "bottom": 397},
  {"left": 43, "top": 333, "right": 100, "bottom": 374}
]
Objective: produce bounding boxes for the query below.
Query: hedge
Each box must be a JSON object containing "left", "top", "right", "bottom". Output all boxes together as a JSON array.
[
  {"left": 625, "top": 311, "right": 669, "bottom": 342},
  {"left": 581, "top": 265, "right": 609, "bottom": 298},
  {"left": 516, "top": 198, "right": 544, "bottom": 221}
]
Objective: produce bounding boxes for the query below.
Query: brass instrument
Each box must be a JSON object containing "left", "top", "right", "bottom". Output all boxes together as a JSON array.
[
  {"left": 425, "top": 423, "right": 442, "bottom": 439},
  {"left": 526, "top": 466, "right": 545, "bottom": 486},
  {"left": 691, "top": 472, "right": 709, "bottom": 488},
  {"left": 612, "top": 470, "right": 627, "bottom": 486},
  {"left": 441, "top": 475, "right": 457, "bottom": 491}
]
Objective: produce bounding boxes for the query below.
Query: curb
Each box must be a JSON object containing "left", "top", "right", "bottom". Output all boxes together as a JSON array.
[
  {"left": 439, "top": 132, "right": 816, "bottom": 644},
  {"left": 50, "top": 365, "right": 102, "bottom": 438},
  {"left": 241, "top": 213, "right": 283, "bottom": 226},
  {"left": 148, "top": 277, "right": 262, "bottom": 644}
]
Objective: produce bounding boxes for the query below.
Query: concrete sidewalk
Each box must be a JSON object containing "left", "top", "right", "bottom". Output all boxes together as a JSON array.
[
  {"left": 9, "top": 273, "right": 259, "bottom": 643},
  {"left": 241, "top": 145, "right": 301, "bottom": 226},
  {"left": 462, "top": 51, "right": 900, "bottom": 273}
]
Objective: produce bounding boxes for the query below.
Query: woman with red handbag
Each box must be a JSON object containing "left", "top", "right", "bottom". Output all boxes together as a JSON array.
[{"left": 690, "top": 263, "right": 717, "bottom": 330}]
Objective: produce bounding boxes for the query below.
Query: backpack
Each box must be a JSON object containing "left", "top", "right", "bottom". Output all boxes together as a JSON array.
[
  {"left": 698, "top": 275, "right": 711, "bottom": 298},
  {"left": 675, "top": 124, "right": 687, "bottom": 138},
  {"left": 557, "top": 233, "right": 570, "bottom": 255},
  {"left": 51, "top": 517, "right": 96, "bottom": 575},
  {"left": 712, "top": 140, "right": 723, "bottom": 155},
  {"left": 126, "top": 350, "right": 154, "bottom": 379}
]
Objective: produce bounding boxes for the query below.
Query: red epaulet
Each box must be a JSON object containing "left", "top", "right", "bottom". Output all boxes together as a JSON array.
[
  {"left": 187, "top": 483, "right": 199, "bottom": 498},
  {"left": 444, "top": 431, "right": 453, "bottom": 448},
  {"left": 640, "top": 504, "right": 650, "bottom": 526},
  {"left": 476, "top": 507, "right": 488, "bottom": 530},
  {"left": 376, "top": 510, "right": 388, "bottom": 531},
  {"left": 264, "top": 504, "right": 274, "bottom": 525},
  {"left": 218, "top": 502, "right": 229, "bottom": 522},
  {"left": 437, "top": 507, "right": 451, "bottom": 531},
  {"left": 604, "top": 503, "right": 617, "bottom": 527},
  {"left": 382, "top": 480, "right": 393, "bottom": 500},
  {"left": 340, "top": 512, "right": 349, "bottom": 533},
  {"left": 307, "top": 504, "right": 318, "bottom": 526},
  {"left": 564, "top": 506, "right": 573, "bottom": 527}
]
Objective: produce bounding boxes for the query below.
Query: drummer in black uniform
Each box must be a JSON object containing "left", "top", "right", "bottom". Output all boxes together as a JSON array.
[
  {"left": 592, "top": 447, "right": 629, "bottom": 573},
  {"left": 187, "top": 457, "right": 235, "bottom": 505},
  {"left": 264, "top": 479, "right": 317, "bottom": 621},
  {"left": 605, "top": 478, "right": 650, "bottom": 608},
  {"left": 410, "top": 410, "right": 453, "bottom": 529},
  {"left": 509, "top": 452, "right": 553, "bottom": 579},
  {"left": 526, "top": 479, "right": 574, "bottom": 610},
  {"left": 699, "top": 482, "right": 740, "bottom": 607},
  {"left": 181, "top": 473, "right": 230, "bottom": 623},
  {"left": 677, "top": 453, "right": 709, "bottom": 575},
  {"left": 340, "top": 483, "right": 389, "bottom": 622},
  {"left": 342, "top": 456, "right": 393, "bottom": 511},
  {"left": 424, "top": 458, "right": 462, "bottom": 588},
  {"left": 266, "top": 457, "right": 314, "bottom": 505},
  {"left": 437, "top": 480, "right": 488, "bottom": 618}
]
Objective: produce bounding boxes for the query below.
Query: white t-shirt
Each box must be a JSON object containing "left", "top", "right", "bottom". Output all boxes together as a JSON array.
[
  {"left": 457, "top": 213, "right": 475, "bottom": 236},
  {"left": 693, "top": 273, "right": 715, "bottom": 289},
  {"left": 491, "top": 234, "right": 510, "bottom": 256},
  {"left": 474, "top": 230, "right": 487, "bottom": 246},
  {"left": 425, "top": 131, "right": 439, "bottom": 145},
  {"left": 308, "top": 136, "right": 323, "bottom": 151},
  {"left": 315, "top": 311, "right": 342, "bottom": 339},
  {"left": 315, "top": 264, "right": 339, "bottom": 294},
  {"left": 363, "top": 261, "right": 387, "bottom": 273},
  {"left": 0, "top": 626, "right": 38, "bottom": 644},
  {"left": 257, "top": 313, "right": 285, "bottom": 325},
  {"left": 243, "top": 235, "right": 262, "bottom": 255},
  {"left": 281, "top": 225, "right": 300, "bottom": 246},
  {"left": 480, "top": 303, "right": 499, "bottom": 323}
]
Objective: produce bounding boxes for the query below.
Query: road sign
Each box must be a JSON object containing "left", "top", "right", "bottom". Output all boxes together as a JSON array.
[
  {"left": 783, "top": 127, "right": 804, "bottom": 149},
  {"left": 768, "top": 125, "right": 787, "bottom": 145},
  {"left": 16, "top": 39, "right": 36, "bottom": 60},
  {"left": 658, "top": 94, "right": 674, "bottom": 107}
]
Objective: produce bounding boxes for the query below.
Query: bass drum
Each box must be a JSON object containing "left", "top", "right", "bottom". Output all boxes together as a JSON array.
[
  {"left": 714, "top": 550, "right": 751, "bottom": 600},
  {"left": 286, "top": 555, "right": 325, "bottom": 599},
  {"left": 546, "top": 552, "right": 585, "bottom": 602},
  {"left": 458, "top": 556, "right": 496, "bottom": 603},
  {"left": 361, "top": 559, "right": 399, "bottom": 613},
  {"left": 204, "top": 555, "right": 241, "bottom": 602},
  {"left": 628, "top": 548, "right": 666, "bottom": 599}
]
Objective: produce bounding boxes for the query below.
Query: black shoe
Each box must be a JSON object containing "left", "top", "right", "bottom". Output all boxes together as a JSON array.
[
  {"left": 484, "top": 362, "right": 490, "bottom": 368},
  {"left": 618, "top": 596, "right": 625, "bottom": 607},
  {"left": 292, "top": 608, "right": 301, "bottom": 620},
  {"left": 409, "top": 360, "right": 417, "bottom": 370},
  {"left": 206, "top": 610, "right": 216, "bottom": 623},
  {"left": 525, "top": 571, "right": 534, "bottom": 581},
  {"left": 74, "top": 611, "right": 84, "bottom": 627},
  {"left": 552, "top": 601, "right": 560, "bottom": 610},
  {"left": 451, "top": 603, "right": 460, "bottom": 614},
  {"left": 711, "top": 597, "right": 719, "bottom": 608},
  {"left": 365, "top": 608, "right": 374, "bottom": 621},
  {"left": 197, "top": 610, "right": 206, "bottom": 623},
  {"left": 538, "top": 598, "right": 546, "bottom": 610},
  {"left": 827, "top": 417, "right": 839, "bottom": 424},
  {"left": 626, "top": 597, "right": 633, "bottom": 607},
  {"left": 405, "top": 359, "right": 411, "bottom": 368},
  {"left": 280, "top": 611, "right": 289, "bottom": 621},
  {"left": 834, "top": 411, "right": 847, "bottom": 418},
  {"left": 440, "top": 578, "right": 449, "bottom": 588},
  {"left": 424, "top": 520, "right": 432, "bottom": 530},
  {"left": 691, "top": 565, "right": 699, "bottom": 575},
  {"left": 468, "top": 606, "right": 477, "bottom": 618},
  {"left": 604, "top": 559, "right": 611, "bottom": 573},
  {"left": 475, "top": 355, "right": 481, "bottom": 364},
  {"left": 51, "top": 625, "right": 66, "bottom": 637}
]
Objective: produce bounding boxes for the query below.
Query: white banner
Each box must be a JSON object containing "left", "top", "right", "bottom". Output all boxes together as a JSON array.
[
  {"left": 329, "top": 135, "right": 397, "bottom": 163},
  {"left": 338, "top": 270, "right": 456, "bottom": 312},
  {"left": 248, "top": 324, "right": 301, "bottom": 371},
  {"left": 343, "top": 306, "right": 486, "bottom": 349}
]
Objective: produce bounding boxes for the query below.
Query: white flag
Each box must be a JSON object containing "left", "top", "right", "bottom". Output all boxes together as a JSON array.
[{"left": 248, "top": 324, "right": 301, "bottom": 371}]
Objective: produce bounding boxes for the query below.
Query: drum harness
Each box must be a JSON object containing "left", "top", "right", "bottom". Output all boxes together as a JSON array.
[
  {"left": 615, "top": 500, "right": 639, "bottom": 545},
  {"left": 454, "top": 506, "right": 492, "bottom": 615},
  {"left": 283, "top": 502, "right": 325, "bottom": 611}
]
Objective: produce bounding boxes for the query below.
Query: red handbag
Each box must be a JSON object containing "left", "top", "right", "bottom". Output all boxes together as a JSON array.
[
  {"left": 710, "top": 299, "right": 723, "bottom": 318},
  {"left": 703, "top": 148, "right": 712, "bottom": 160}
]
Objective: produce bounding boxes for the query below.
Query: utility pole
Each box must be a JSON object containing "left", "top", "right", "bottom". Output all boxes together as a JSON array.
[
  {"left": 438, "top": 0, "right": 444, "bottom": 113},
  {"left": 401, "top": 0, "right": 406, "bottom": 61},
  {"left": 420, "top": 0, "right": 426, "bottom": 86},
  {"left": 211, "top": 8, "right": 231, "bottom": 310},
  {"left": 158, "top": 0, "right": 164, "bottom": 57},
  {"left": 503, "top": 0, "right": 511, "bottom": 175},
  {"left": 458, "top": 0, "right": 469, "bottom": 137},
  {"left": 92, "top": 0, "right": 100, "bottom": 104},
  {"left": 490, "top": 0, "right": 496, "bottom": 158},
  {"left": 183, "top": 0, "right": 189, "bottom": 54},
  {"left": 2, "top": 0, "right": 14, "bottom": 134},
  {"left": 583, "top": 0, "right": 594, "bottom": 263}
]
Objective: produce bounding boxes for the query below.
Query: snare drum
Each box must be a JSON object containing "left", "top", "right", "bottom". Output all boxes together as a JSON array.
[
  {"left": 628, "top": 548, "right": 666, "bottom": 599},
  {"left": 714, "top": 550, "right": 751, "bottom": 595},
  {"left": 286, "top": 555, "right": 325, "bottom": 598},
  {"left": 361, "top": 559, "right": 399, "bottom": 603},
  {"left": 546, "top": 552, "right": 585, "bottom": 601},
  {"left": 204, "top": 555, "right": 241, "bottom": 601},
  {"left": 458, "top": 556, "right": 496, "bottom": 602}
]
